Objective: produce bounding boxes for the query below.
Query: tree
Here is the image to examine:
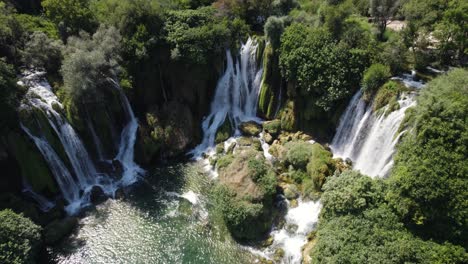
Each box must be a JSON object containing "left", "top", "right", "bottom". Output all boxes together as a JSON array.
[
  {"left": 0, "top": 209, "right": 42, "bottom": 264},
  {"left": 61, "top": 25, "right": 122, "bottom": 100},
  {"left": 42, "top": 0, "right": 97, "bottom": 40},
  {"left": 0, "top": 58, "right": 20, "bottom": 132},
  {"left": 22, "top": 31, "right": 63, "bottom": 73},
  {"left": 264, "top": 16, "right": 284, "bottom": 50},
  {"left": 388, "top": 69, "right": 468, "bottom": 246},
  {"left": 280, "top": 24, "right": 367, "bottom": 112},
  {"left": 369, "top": 0, "right": 399, "bottom": 39}
]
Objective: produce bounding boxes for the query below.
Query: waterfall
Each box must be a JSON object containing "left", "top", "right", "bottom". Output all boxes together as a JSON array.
[
  {"left": 112, "top": 79, "right": 145, "bottom": 185},
  {"left": 331, "top": 75, "right": 424, "bottom": 178},
  {"left": 22, "top": 180, "right": 55, "bottom": 212},
  {"left": 190, "top": 37, "right": 263, "bottom": 156},
  {"left": 19, "top": 71, "right": 143, "bottom": 214}
]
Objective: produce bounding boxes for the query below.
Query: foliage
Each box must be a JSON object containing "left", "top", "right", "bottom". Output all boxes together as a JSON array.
[
  {"left": 14, "top": 14, "right": 59, "bottom": 39},
  {"left": 369, "top": 0, "right": 399, "bottom": 39},
  {"left": 284, "top": 141, "right": 314, "bottom": 170},
  {"left": 388, "top": 69, "right": 468, "bottom": 246},
  {"left": 0, "top": 2, "right": 22, "bottom": 61},
  {"left": 372, "top": 80, "right": 406, "bottom": 112},
  {"left": 280, "top": 23, "right": 367, "bottom": 112},
  {"left": 22, "top": 32, "right": 63, "bottom": 73},
  {"left": 0, "top": 209, "right": 42, "bottom": 264},
  {"left": 42, "top": 0, "right": 97, "bottom": 39},
  {"left": 264, "top": 16, "right": 284, "bottom": 49},
  {"left": 0, "top": 59, "right": 20, "bottom": 131},
  {"left": 361, "top": 63, "right": 391, "bottom": 98},
  {"left": 311, "top": 170, "right": 468, "bottom": 264},
  {"left": 61, "top": 25, "right": 122, "bottom": 100},
  {"left": 164, "top": 7, "right": 244, "bottom": 65}
]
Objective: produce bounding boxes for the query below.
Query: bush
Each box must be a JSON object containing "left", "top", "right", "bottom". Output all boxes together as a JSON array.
[
  {"left": 373, "top": 80, "right": 406, "bottom": 112},
  {"left": 22, "top": 32, "right": 63, "bottom": 73},
  {"left": 388, "top": 69, "right": 468, "bottom": 245},
  {"left": 361, "top": 63, "right": 391, "bottom": 98},
  {"left": 0, "top": 209, "right": 42, "bottom": 264},
  {"left": 61, "top": 25, "right": 122, "bottom": 101},
  {"left": 284, "top": 141, "right": 314, "bottom": 170},
  {"left": 0, "top": 59, "right": 20, "bottom": 132}
]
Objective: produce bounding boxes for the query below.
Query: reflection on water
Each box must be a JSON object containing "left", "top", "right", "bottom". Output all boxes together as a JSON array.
[{"left": 51, "top": 163, "right": 255, "bottom": 264}]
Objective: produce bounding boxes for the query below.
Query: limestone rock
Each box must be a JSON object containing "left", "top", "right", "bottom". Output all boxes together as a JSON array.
[{"left": 239, "top": 121, "right": 262, "bottom": 136}]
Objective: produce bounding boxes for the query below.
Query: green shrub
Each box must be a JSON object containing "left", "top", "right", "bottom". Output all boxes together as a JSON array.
[
  {"left": 0, "top": 209, "right": 42, "bottom": 264},
  {"left": 284, "top": 141, "right": 314, "bottom": 170},
  {"left": 216, "top": 154, "right": 234, "bottom": 170},
  {"left": 388, "top": 69, "right": 468, "bottom": 245},
  {"left": 361, "top": 63, "right": 391, "bottom": 98},
  {"left": 373, "top": 80, "right": 406, "bottom": 112}
]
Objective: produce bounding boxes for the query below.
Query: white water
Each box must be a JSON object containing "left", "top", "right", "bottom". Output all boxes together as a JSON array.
[
  {"left": 190, "top": 37, "right": 263, "bottom": 157},
  {"left": 331, "top": 75, "right": 423, "bottom": 178},
  {"left": 22, "top": 180, "right": 55, "bottom": 212},
  {"left": 112, "top": 79, "right": 145, "bottom": 185},
  {"left": 19, "top": 72, "right": 143, "bottom": 214}
]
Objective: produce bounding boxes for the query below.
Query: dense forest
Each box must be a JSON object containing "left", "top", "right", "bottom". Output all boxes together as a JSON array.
[{"left": 0, "top": 0, "right": 466, "bottom": 263}]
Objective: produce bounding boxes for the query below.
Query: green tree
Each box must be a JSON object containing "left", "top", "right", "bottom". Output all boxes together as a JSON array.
[
  {"left": 0, "top": 209, "right": 42, "bottom": 264},
  {"left": 280, "top": 23, "right": 367, "bottom": 112},
  {"left": 22, "top": 32, "right": 63, "bottom": 73},
  {"left": 264, "top": 16, "right": 285, "bottom": 50},
  {"left": 369, "top": 0, "right": 400, "bottom": 40},
  {"left": 61, "top": 25, "right": 122, "bottom": 100},
  {"left": 42, "top": 0, "right": 97, "bottom": 40},
  {"left": 388, "top": 69, "right": 468, "bottom": 246},
  {"left": 0, "top": 58, "right": 20, "bottom": 132}
]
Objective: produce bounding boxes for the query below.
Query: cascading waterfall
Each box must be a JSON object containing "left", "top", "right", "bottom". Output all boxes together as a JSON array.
[
  {"left": 190, "top": 37, "right": 263, "bottom": 156},
  {"left": 112, "top": 79, "right": 145, "bottom": 185},
  {"left": 331, "top": 75, "right": 424, "bottom": 178},
  {"left": 19, "top": 71, "right": 143, "bottom": 214}
]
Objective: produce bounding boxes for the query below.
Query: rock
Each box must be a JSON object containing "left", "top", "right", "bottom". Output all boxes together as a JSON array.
[
  {"left": 274, "top": 248, "right": 285, "bottom": 262},
  {"left": 239, "top": 121, "right": 262, "bottom": 136},
  {"left": 345, "top": 158, "right": 353, "bottom": 166},
  {"left": 284, "top": 184, "right": 299, "bottom": 200},
  {"left": 215, "top": 143, "right": 225, "bottom": 154},
  {"left": 226, "top": 142, "right": 236, "bottom": 154},
  {"left": 237, "top": 137, "right": 262, "bottom": 151},
  {"left": 263, "top": 133, "right": 273, "bottom": 144},
  {"left": 262, "top": 236, "right": 274, "bottom": 247},
  {"left": 114, "top": 188, "right": 125, "bottom": 200},
  {"left": 290, "top": 199, "right": 298, "bottom": 208},
  {"left": 44, "top": 217, "right": 79, "bottom": 245},
  {"left": 263, "top": 120, "right": 281, "bottom": 136},
  {"left": 112, "top": 159, "right": 124, "bottom": 176},
  {"left": 90, "top": 186, "right": 106, "bottom": 203}
]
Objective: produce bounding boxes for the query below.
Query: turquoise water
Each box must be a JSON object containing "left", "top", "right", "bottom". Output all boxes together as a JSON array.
[{"left": 51, "top": 163, "right": 256, "bottom": 264}]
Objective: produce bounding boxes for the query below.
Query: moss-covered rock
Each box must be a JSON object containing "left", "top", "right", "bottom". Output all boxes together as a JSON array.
[
  {"left": 239, "top": 121, "right": 261, "bottom": 137},
  {"left": 215, "top": 118, "right": 233, "bottom": 144},
  {"left": 279, "top": 100, "right": 296, "bottom": 131},
  {"left": 213, "top": 150, "right": 277, "bottom": 241},
  {"left": 373, "top": 80, "right": 408, "bottom": 114},
  {"left": 237, "top": 137, "right": 262, "bottom": 151},
  {"left": 263, "top": 119, "right": 281, "bottom": 136},
  {"left": 7, "top": 132, "right": 58, "bottom": 195},
  {"left": 258, "top": 44, "right": 282, "bottom": 119}
]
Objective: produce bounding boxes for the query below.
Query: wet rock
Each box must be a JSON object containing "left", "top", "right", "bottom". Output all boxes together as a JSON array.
[
  {"left": 114, "top": 188, "right": 125, "bottom": 200},
  {"left": 90, "top": 186, "right": 106, "bottom": 203},
  {"left": 226, "top": 142, "right": 236, "bottom": 154},
  {"left": 290, "top": 199, "right": 299, "bottom": 208},
  {"left": 274, "top": 248, "right": 285, "bottom": 262},
  {"left": 44, "top": 217, "right": 79, "bottom": 245},
  {"left": 263, "top": 120, "right": 281, "bottom": 136},
  {"left": 239, "top": 121, "right": 262, "bottom": 136},
  {"left": 284, "top": 184, "right": 299, "bottom": 200},
  {"left": 237, "top": 137, "right": 262, "bottom": 151},
  {"left": 345, "top": 158, "right": 353, "bottom": 166},
  {"left": 112, "top": 159, "right": 124, "bottom": 176},
  {"left": 215, "top": 143, "right": 224, "bottom": 154},
  {"left": 262, "top": 236, "right": 274, "bottom": 247},
  {"left": 263, "top": 133, "right": 273, "bottom": 145}
]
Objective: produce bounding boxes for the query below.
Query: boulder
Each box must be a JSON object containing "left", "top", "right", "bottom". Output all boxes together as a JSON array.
[
  {"left": 283, "top": 184, "right": 300, "bottom": 200},
  {"left": 90, "top": 185, "right": 106, "bottom": 203},
  {"left": 239, "top": 121, "right": 262, "bottom": 137},
  {"left": 44, "top": 217, "right": 79, "bottom": 245},
  {"left": 262, "top": 120, "right": 281, "bottom": 136},
  {"left": 263, "top": 133, "right": 273, "bottom": 145}
]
